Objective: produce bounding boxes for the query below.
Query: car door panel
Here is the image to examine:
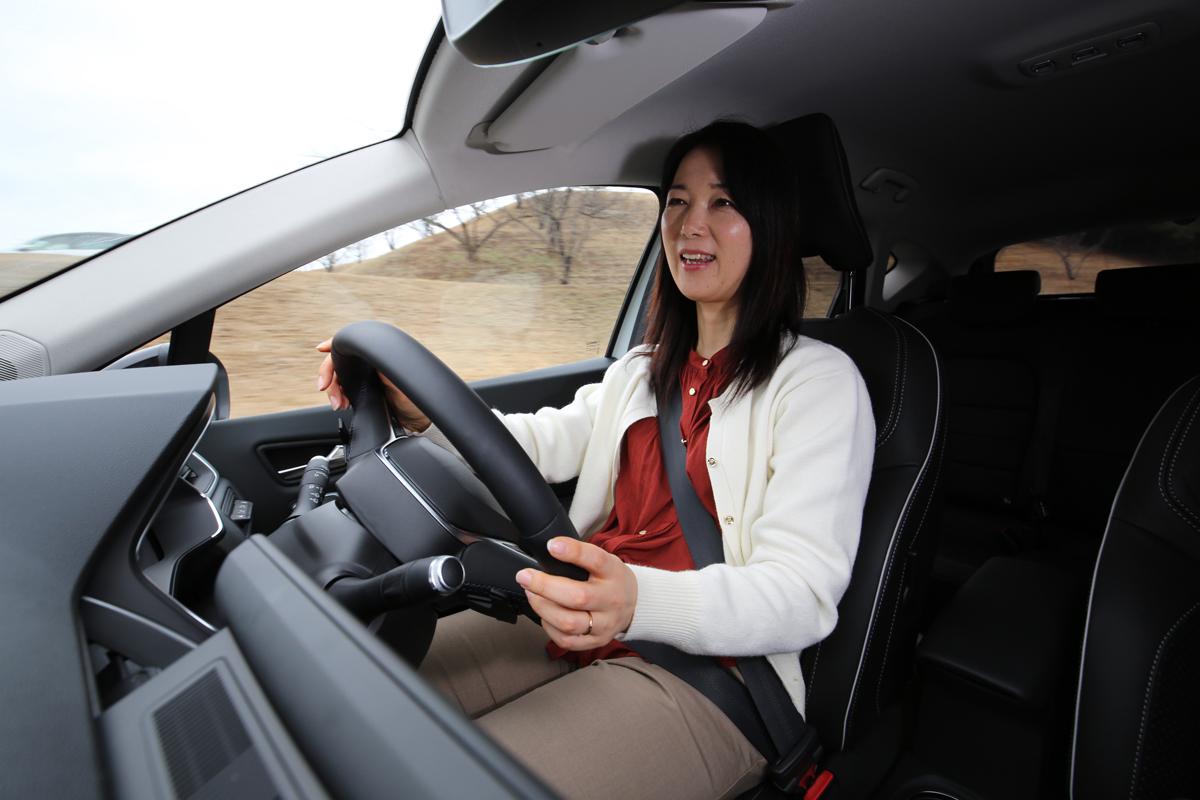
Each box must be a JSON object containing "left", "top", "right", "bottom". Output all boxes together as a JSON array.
[{"left": 199, "top": 356, "right": 613, "bottom": 532}]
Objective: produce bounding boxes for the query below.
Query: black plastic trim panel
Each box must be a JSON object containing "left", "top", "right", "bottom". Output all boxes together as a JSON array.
[{"left": 215, "top": 535, "right": 557, "bottom": 799}]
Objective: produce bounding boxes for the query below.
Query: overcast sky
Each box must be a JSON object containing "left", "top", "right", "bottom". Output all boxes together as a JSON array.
[{"left": 0, "top": 0, "right": 441, "bottom": 249}]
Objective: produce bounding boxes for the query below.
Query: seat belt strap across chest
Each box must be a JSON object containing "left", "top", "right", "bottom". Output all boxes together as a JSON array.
[{"left": 626, "top": 387, "right": 828, "bottom": 795}]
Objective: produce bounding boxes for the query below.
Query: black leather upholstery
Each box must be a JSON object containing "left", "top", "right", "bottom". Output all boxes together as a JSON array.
[
  {"left": 802, "top": 308, "right": 945, "bottom": 751},
  {"left": 1071, "top": 374, "right": 1200, "bottom": 800},
  {"left": 771, "top": 113, "right": 874, "bottom": 272},
  {"left": 906, "top": 271, "right": 1045, "bottom": 586},
  {"left": 770, "top": 113, "right": 945, "bottom": 758},
  {"left": 919, "top": 556, "right": 1080, "bottom": 709}
]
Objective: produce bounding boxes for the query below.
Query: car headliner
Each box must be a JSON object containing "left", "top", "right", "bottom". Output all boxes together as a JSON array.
[{"left": 416, "top": 0, "right": 1200, "bottom": 266}]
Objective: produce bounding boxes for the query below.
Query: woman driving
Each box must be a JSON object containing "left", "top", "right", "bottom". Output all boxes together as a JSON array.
[{"left": 316, "top": 120, "right": 875, "bottom": 799}]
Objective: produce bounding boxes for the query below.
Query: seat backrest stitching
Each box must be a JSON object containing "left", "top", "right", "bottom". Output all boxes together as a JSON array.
[
  {"left": 1070, "top": 378, "right": 1199, "bottom": 799},
  {"left": 1128, "top": 601, "right": 1200, "bottom": 800},
  {"left": 1162, "top": 385, "right": 1200, "bottom": 531},
  {"left": 804, "top": 640, "right": 823, "bottom": 704},
  {"left": 876, "top": 312, "right": 906, "bottom": 447},
  {"left": 838, "top": 316, "right": 939, "bottom": 748},
  {"left": 874, "top": 430, "right": 944, "bottom": 711}
]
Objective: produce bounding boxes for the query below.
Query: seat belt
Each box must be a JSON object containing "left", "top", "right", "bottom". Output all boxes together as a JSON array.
[
  {"left": 625, "top": 388, "right": 829, "bottom": 796},
  {"left": 1013, "top": 329, "right": 1072, "bottom": 541}
]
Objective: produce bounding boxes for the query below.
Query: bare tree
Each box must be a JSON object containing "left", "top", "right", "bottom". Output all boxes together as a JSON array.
[
  {"left": 1045, "top": 229, "right": 1108, "bottom": 281},
  {"left": 348, "top": 239, "right": 371, "bottom": 263},
  {"left": 318, "top": 249, "right": 343, "bottom": 272},
  {"left": 507, "top": 188, "right": 617, "bottom": 283},
  {"left": 382, "top": 227, "right": 402, "bottom": 251},
  {"left": 418, "top": 202, "right": 512, "bottom": 262}
]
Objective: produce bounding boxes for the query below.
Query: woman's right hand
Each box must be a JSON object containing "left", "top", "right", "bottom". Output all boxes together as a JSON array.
[{"left": 315, "top": 338, "right": 431, "bottom": 432}]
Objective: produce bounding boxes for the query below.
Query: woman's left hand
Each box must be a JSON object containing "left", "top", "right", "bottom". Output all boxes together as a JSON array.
[{"left": 515, "top": 537, "right": 638, "bottom": 650}]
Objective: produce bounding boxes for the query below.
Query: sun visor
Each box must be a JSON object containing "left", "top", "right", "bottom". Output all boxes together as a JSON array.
[{"left": 485, "top": 6, "right": 768, "bottom": 153}]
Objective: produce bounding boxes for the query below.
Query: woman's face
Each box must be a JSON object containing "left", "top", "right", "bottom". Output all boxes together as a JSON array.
[{"left": 661, "top": 145, "right": 753, "bottom": 310}]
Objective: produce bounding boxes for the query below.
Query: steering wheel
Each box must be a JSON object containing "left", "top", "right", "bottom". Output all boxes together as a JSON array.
[{"left": 329, "top": 320, "right": 587, "bottom": 582}]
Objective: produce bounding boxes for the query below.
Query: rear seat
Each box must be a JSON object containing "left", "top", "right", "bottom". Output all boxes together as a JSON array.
[
  {"left": 906, "top": 263, "right": 1200, "bottom": 592},
  {"left": 903, "top": 262, "right": 1200, "bottom": 797},
  {"left": 1039, "top": 263, "right": 1200, "bottom": 570},
  {"left": 904, "top": 270, "right": 1044, "bottom": 586}
]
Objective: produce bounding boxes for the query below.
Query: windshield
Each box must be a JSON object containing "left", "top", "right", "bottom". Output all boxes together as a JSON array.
[{"left": 0, "top": 0, "right": 442, "bottom": 300}]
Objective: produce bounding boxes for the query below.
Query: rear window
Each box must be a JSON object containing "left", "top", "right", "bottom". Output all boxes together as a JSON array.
[{"left": 995, "top": 218, "right": 1200, "bottom": 293}]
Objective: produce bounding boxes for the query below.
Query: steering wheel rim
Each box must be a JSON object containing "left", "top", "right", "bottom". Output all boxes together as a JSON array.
[{"left": 330, "top": 320, "right": 587, "bottom": 580}]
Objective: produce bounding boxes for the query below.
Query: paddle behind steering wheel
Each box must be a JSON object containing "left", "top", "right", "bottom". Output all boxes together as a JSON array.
[{"left": 330, "top": 320, "right": 587, "bottom": 581}]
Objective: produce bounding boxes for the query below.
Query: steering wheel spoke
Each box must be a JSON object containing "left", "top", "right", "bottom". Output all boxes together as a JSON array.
[{"left": 330, "top": 321, "right": 587, "bottom": 581}]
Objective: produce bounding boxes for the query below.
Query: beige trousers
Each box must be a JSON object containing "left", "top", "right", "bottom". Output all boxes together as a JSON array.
[{"left": 418, "top": 611, "right": 767, "bottom": 800}]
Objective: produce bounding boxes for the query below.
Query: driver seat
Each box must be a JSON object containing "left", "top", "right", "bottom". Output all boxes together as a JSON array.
[{"left": 748, "top": 115, "right": 946, "bottom": 797}]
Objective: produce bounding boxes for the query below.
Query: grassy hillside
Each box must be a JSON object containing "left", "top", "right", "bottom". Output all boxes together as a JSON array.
[
  {"left": 213, "top": 189, "right": 845, "bottom": 416},
  {"left": 0, "top": 252, "right": 77, "bottom": 297},
  {"left": 343, "top": 190, "right": 659, "bottom": 288}
]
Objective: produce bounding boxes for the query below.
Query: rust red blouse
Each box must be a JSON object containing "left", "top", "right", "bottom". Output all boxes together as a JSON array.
[{"left": 547, "top": 347, "right": 734, "bottom": 667}]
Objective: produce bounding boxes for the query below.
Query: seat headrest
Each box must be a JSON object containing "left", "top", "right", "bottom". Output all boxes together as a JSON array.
[
  {"left": 1095, "top": 263, "right": 1200, "bottom": 320},
  {"left": 946, "top": 270, "right": 1040, "bottom": 325},
  {"left": 772, "top": 114, "right": 874, "bottom": 272}
]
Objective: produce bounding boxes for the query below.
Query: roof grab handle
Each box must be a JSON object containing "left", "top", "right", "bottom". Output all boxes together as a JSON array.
[{"left": 860, "top": 168, "right": 918, "bottom": 203}]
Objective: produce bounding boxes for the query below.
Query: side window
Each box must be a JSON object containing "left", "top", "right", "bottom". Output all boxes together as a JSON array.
[
  {"left": 213, "top": 187, "right": 659, "bottom": 417},
  {"left": 805, "top": 255, "right": 840, "bottom": 317},
  {"left": 995, "top": 218, "right": 1200, "bottom": 294}
]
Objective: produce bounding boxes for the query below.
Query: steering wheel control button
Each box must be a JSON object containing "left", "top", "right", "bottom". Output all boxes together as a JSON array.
[{"left": 230, "top": 500, "right": 254, "bottom": 522}]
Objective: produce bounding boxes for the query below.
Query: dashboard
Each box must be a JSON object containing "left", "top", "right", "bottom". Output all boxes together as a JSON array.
[{"left": 0, "top": 363, "right": 553, "bottom": 800}]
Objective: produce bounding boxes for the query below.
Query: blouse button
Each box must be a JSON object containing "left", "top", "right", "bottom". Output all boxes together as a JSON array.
[
  {"left": 688, "top": 387, "right": 697, "bottom": 396},
  {"left": 702, "top": 359, "right": 710, "bottom": 367},
  {"left": 637, "top": 529, "right": 647, "bottom": 536},
  {"left": 723, "top": 515, "right": 734, "bottom": 525},
  {"left": 707, "top": 457, "right": 717, "bottom": 467}
]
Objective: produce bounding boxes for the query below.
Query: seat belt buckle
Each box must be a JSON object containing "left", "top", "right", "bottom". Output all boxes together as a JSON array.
[{"left": 767, "top": 727, "right": 830, "bottom": 796}]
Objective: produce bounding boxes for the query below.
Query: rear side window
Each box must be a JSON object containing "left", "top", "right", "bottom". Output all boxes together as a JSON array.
[
  {"left": 212, "top": 187, "right": 658, "bottom": 417},
  {"left": 995, "top": 218, "right": 1200, "bottom": 294}
]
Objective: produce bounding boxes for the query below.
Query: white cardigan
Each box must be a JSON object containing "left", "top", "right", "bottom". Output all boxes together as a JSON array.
[{"left": 428, "top": 337, "right": 875, "bottom": 715}]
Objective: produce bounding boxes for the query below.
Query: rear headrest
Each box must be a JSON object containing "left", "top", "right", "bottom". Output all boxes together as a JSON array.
[
  {"left": 772, "top": 114, "right": 874, "bottom": 272},
  {"left": 947, "top": 270, "right": 1040, "bottom": 325},
  {"left": 1095, "top": 263, "right": 1200, "bottom": 320}
]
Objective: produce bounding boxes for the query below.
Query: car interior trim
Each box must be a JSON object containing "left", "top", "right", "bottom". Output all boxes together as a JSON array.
[
  {"left": 610, "top": 237, "right": 661, "bottom": 357},
  {"left": 187, "top": 450, "right": 221, "bottom": 495},
  {"left": 486, "top": 6, "right": 768, "bottom": 153},
  {"left": 1065, "top": 377, "right": 1190, "bottom": 800},
  {"left": 80, "top": 596, "right": 200, "bottom": 652},
  {"left": 402, "top": 21, "right": 447, "bottom": 136},
  {"left": 133, "top": 408, "right": 221, "bottom": 632},
  {"left": 840, "top": 316, "right": 944, "bottom": 750},
  {"left": 376, "top": 438, "right": 485, "bottom": 547}
]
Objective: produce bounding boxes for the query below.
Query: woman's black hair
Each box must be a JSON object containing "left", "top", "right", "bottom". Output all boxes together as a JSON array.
[{"left": 644, "top": 120, "right": 806, "bottom": 399}]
